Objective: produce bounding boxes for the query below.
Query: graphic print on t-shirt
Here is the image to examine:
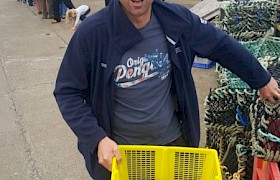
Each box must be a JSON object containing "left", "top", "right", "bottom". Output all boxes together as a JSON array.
[{"left": 114, "top": 49, "right": 170, "bottom": 88}]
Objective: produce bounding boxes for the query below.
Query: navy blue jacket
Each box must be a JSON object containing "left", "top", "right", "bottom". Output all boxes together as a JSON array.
[{"left": 54, "top": 0, "right": 271, "bottom": 178}]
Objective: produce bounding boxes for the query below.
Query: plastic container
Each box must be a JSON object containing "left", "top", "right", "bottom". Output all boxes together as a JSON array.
[
  {"left": 252, "top": 156, "right": 280, "bottom": 180},
  {"left": 193, "top": 56, "right": 216, "bottom": 69},
  {"left": 111, "top": 145, "right": 222, "bottom": 180}
]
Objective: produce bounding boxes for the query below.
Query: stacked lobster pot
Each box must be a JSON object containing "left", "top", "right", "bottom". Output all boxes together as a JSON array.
[
  {"left": 205, "top": 68, "right": 256, "bottom": 179},
  {"left": 250, "top": 56, "right": 280, "bottom": 162},
  {"left": 205, "top": 36, "right": 280, "bottom": 179},
  {"left": 213, "top": 0, "right": 277, "bottom": 41},
  {"left": 238, "top": 38, "right": 280, "bottom": 167}
]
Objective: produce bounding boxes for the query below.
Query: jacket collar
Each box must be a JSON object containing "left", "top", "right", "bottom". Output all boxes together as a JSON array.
[
  {"left": 105, "top": 0, "right": 190, "bottom": 52},
  {"left": 105, "top": 0, "right": 143, "bottom": 54},
  {"left": 152, "top": 0, "right": 191, "bottom": 43}
]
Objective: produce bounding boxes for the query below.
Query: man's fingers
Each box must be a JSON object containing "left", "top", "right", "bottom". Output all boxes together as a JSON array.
[
  {"left": 267, "top": 87, "right": 280, "bottom": 103},
  {"left": 259, "top": 86, "right": 280, "bottom": 104},
  {"left": 98, "top": 154, "right": 113, "bottom": 172},
  {"left": 97, "top": 137, "right": 121, "bottom": 171},
  {"left": 258, "top": 77, "right": 280, "bottom": 104},
  {"left": 259, "top": 93, "right": 264, "bottom": 101},
  {"left": 99, "top": 149, "right": 121, "bottom": 171},
  {"left": 267, "top": 96, "right": 276, "bottom": 104},
  {"left": 113, "top": 148, "right": 122, "bottom": 164},
  {"left": 274, "top": 89, "right": 280, "bottom": 100}
]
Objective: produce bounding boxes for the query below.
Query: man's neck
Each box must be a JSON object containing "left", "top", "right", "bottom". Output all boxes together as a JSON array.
[
  {"left": 129, "top": 13, "right": 151, "bottom": 29},
  {"left": 122, "top": 6, "right": 152, "bottom": 29}
]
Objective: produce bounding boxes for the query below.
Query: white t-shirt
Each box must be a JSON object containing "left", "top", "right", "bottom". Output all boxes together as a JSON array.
[{"left": 74, "top": 5, "right": 90, "bottom": 26}]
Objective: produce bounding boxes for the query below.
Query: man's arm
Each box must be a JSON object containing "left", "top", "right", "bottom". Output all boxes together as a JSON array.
[
  {"left": 186, "top": 11, "right": 280, "bottom": 103},
  {"left": 54, "top": 29, "right": 107, "bottom": 153}
]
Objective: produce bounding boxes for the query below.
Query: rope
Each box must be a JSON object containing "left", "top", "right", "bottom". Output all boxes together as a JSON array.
[
  {"left": 258, "top": 129, "right": 280, "bottom": 143},
  {"left": 216, "top": 1, "right": 277, "bottom": 41},
  {"left": 235, "top": 144, "right": 248, "bottom": 179},
  {"left": 205, "top": 53, "right": 280, "bottom": 178}
]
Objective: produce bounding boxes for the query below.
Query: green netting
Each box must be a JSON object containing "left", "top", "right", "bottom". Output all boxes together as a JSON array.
[
  {"left": 215, "top": 64, "right": 251, "bottom": 89},
  {"left": 215, "top": 38, "right": 280, "bottom": 89},
  {"left": 217, "top": 1, "right": 277, "bottom": 41},
  {"left": 240, "top": 38, "right": 280, "bottom": 58}
]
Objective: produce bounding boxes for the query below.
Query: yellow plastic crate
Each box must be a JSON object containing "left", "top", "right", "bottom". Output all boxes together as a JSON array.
[{"left": 111, "top": 145, "right": 222, "bottom": 180}]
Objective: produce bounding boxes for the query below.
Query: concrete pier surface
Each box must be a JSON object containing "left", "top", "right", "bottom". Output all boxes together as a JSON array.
[{"left": 0, "top": 0, "right": 217, "bottom": 179}]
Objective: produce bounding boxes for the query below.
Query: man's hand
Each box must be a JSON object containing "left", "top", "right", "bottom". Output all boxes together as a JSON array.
[
  {"left": 97, "top": 136, "right": 122, "bottom": 171},
  {"left": 259, "top": 77, "right": 280, "bottom": 104}
]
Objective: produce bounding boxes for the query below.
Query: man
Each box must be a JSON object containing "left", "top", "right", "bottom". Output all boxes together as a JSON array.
[
  {"left": 53, "top": 0, "right": 280, "bottom": 179},
  {"left": 51, "top": 0, "right": 75, "bottom": 23}
]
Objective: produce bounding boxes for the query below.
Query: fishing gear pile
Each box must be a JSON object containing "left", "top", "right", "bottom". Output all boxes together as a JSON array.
[
  {"left": 214, "top": 0, "right": 277, "bottom": 41},
  {"left": 204, "top": 37, "right": 280, "bottom": 179}
]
